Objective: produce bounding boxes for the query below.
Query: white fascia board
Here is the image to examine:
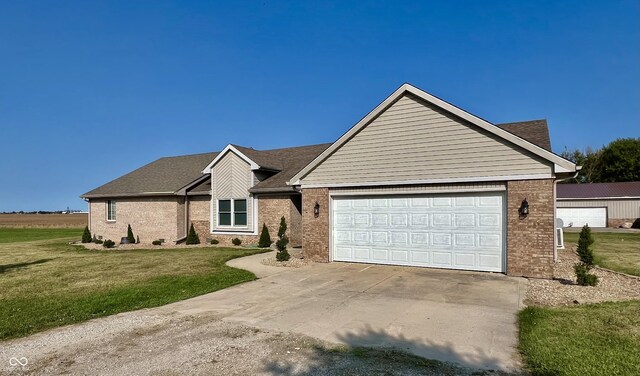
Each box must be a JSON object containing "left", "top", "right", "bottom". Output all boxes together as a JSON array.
[
  {"left": 201, "top": 144, "right": 260, "bottom": 173},
  {"left": 288, "top": 83, "right": 577, "bottom": 184}
]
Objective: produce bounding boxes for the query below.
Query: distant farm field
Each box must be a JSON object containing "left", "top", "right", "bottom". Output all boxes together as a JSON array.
[{"left": 0, "top": 213, "right": 87, "bottom": 228}]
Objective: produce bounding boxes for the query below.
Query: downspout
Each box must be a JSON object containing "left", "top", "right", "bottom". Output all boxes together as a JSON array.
[{"left": 553, "top": 169, "right": 580, "bottom": 261}]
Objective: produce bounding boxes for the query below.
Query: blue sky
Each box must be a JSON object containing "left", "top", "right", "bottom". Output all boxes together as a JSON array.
[{"left": 0, "top": 1, "right": 638, "bottom": 211}]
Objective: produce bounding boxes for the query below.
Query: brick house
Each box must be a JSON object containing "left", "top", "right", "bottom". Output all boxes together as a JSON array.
[{"left": 82, "top": 83, "right": 578, "bottom": 278}]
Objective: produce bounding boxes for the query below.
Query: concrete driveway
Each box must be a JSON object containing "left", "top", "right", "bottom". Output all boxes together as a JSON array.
[{"left": 159, "top": 252, "right": 526, "bottom": 371}]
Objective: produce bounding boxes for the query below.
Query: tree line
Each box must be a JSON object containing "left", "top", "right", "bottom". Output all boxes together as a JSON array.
[{"left": 560, "top": 138, "right": 640, "bottom": 183}]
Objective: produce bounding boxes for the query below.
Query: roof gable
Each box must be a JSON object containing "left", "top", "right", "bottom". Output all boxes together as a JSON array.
[
  {"left": 290, "top": 83, "right": 577, "bottom": 185},
  {"left": 202, "top": 144, "right": 260, "bottom": 172}
]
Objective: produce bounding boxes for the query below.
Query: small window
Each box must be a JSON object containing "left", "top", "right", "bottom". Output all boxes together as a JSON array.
[
  {"left": 234, "top": 199, "right": 247, "bottom": 226},
  {"left": 218, "top": 200, "right": 231, "bottom": 226},
  {"left": 107, "top": 200, "right": 116, "bottom": 221}
]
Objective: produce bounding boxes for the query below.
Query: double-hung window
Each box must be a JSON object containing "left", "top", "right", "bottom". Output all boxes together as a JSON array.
[
  {"left": 107, "top": 200, "right": 116, "bottom": 221},
  {"left": 218, "top": 199, "right": 247, "bottom": 227}
]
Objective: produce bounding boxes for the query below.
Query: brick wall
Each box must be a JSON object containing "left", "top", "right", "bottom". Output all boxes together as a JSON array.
[
  {"left": 191, "top": 194, "right": 302, "bottom": 247},
  {"left": 506, "top": 179, "right": 555, "bottom": 278},
  {"left": 302, "top": 188, "right": 330, "bottom": 262},
  {"left": 89, "top": 197, "right": 179, "bottom": 244}
]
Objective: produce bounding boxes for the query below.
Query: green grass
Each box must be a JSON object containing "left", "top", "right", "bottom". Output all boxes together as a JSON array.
[
  {"left": 519, "top": 300, "right": 640, "bottom": 376},
  {"left": 0, "top": 227, "right": 83, "bottom": 243},
  {"left": 564, "top": 231, "right": 640, "bottom": 276},
  {"left": 0, "top": 230, "right": 266, "bottom": 340}
]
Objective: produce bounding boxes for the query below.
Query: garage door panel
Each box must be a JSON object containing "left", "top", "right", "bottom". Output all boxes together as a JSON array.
[{"left": 332, "top": 193, "right": 504, "bottom": 272}]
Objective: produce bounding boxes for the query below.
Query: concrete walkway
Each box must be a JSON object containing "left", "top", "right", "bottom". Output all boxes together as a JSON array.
[{"left": 161, "top": 253, "right": 527, "bottom": 371}]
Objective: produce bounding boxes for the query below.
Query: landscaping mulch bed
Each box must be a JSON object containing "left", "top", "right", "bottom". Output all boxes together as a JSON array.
[
  {"left": 526, "top": 246, "right": 640, "bottom": 306},
  {"left": 260, "top": 248, "right": 310, "bottom": 268},
  {"left": 78, "top": 241, "right": 253, "bottom": 251}
]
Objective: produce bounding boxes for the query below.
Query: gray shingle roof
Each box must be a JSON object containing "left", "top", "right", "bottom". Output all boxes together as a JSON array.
[
  {"left": 495, "top": 119, "right": 552, "bottom": 152},
  {"left": 82, "top": 119, "right": 552, "bottom": 198},
  {"left": 81, "top": 152, "right": 218, "bottom": 198}
]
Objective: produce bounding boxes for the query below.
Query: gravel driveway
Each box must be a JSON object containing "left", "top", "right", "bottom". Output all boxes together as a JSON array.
[{"left": 0, "top": 309, "right": 511, "bottom": 376}]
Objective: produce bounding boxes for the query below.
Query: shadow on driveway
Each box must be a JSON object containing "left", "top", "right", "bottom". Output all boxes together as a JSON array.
[{"left": 263, "top": 325, "right": 516, "bottom": 375}]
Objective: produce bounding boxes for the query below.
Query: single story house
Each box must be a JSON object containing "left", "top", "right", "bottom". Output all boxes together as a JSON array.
[
  {"left": 557, "top": 182, "right": 640, "bottom": 228},
  {"left": 82, "top": 83, "right": 578, "bottom": 278}
]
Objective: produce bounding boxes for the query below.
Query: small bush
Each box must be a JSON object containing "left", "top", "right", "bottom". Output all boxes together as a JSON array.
[
  {"left": 127, "top": 224, "right": 135, "bottom": 244},
  {"left": 81, "top": 226, "right": 92, "bottom": 243},
  {"left": 93, "top": 239, "right": 103, "bottom": 245},
  {"left": 275, "top": 216, "right": 290, "bottom": 261},
  {"left": 232, "top": 238, "right": 242, "bottom": 246},
  {"left": 576, "top": 224, "right": 595, "bottom": 266},
  {"left": 277, "top": 216, "right": 287, "bottom": 239},
  {"left": 186, "top": 223, "right": 200, "bottom": 245},
  {"left": 276, "top": 238, "right": 290, "bottom": 261},
  {"left": 210, "top": 239, "right": 219, "bottom": 245},
  {"left": 258, "top": 223, "right": 272, "bottom": 248},
  {"left": 136, "top": 235, "right": 140, "bottom": 244},
  {"left": 103, "top": 239, "right": 115, "bottom": 249},
  {"left": 152, "top": 240, "right": 162, "bottom": 246},
  {"left": 575, "top": 263, "right": 599, "bottom": 286}
]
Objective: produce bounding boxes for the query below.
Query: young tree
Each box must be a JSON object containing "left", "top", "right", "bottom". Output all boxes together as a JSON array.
[
  {"left": 574, "top": 224, "right": 598, "bottom": 286},
  {"left": 258, "top": 223, "right": 272, "bottom": 248},
  {"left": 186, "top": 223, "right": 200, "bottom": 245},
  {"left": 81, "top": 225, "right": 92, "bottom": 243},
  {"left": 275, "top": 216, "right": 290, "bottom": 261},
  {"left": 127, "top": 224, "right": 135, "bottom": 244},
  {"left": 576, "top": 224, "right": 595, "bottom": 266}
]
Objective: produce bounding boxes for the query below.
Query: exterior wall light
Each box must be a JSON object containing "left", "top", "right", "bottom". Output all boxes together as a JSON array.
[
  {"left": 519, "top": 199, "right": 529, "bottom": 217},
  {"left": 314, "top": 202, "right": 320, "bottom": 218}
]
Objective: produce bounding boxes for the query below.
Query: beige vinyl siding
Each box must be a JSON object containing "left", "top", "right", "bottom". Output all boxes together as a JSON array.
[
  {"left": 211, "top": 151, "right": 254, "bottom": 231},
  {"left": 557, "top": 199, "right": 640, "bottom": 219},
  {"left": 302, "top": 94, "right": 552, "bottom": 185},
  {"left": 330, "top": 182, "right": 505, "bottom": 195}
]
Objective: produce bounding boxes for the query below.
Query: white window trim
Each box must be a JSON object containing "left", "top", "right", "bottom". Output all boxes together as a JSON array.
[
  {"left": 210, "top": 195, "right": 259, "bottom": 235},
  {"left": 106, "top": 200, "right": 116, "bottom": 222},
  {"left": 216, "top": 198, "right": 249, "bottom": 227}
]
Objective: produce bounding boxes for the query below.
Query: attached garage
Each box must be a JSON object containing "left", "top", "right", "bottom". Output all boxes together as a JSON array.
[
  {"left": 331, "top": 193, "right": 505, "bottom": 272},
  {"left": 292, "top": 83, "right": 578, "bottom": 278},
  {"left": 556, "top": 207, "right": 607, "bottom": 228}
]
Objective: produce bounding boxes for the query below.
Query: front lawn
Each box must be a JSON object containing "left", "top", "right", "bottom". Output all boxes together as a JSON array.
[
  {"left": 0, "top": 227, "right": 83, "bottom": 243},
  {"left": 519, "top": 300, "right": 640, "bottom": 376},
  {"left": 0, "top": 235, "right": 266, "bottom": 340},
  {"left": 564, "top": 231, "right": 640, "bottom": 276}
]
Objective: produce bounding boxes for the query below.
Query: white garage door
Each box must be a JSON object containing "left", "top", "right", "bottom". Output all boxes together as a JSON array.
[
  {"left": 556, "top": 207, "right": 607, "bottom": 228},
  {"left": 332, "top": 193, "right": 505, "bottom": 272}
]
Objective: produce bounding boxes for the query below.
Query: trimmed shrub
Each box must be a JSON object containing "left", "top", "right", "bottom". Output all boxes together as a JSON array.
[
  {"left": 103, "top": 239, "right": 115, "bottom": 249},
  {"left": 275, "top": 216, "right": 290, "bottom": 261},
  {"left": 576, "top": 224, "right": 595, "bottom": 265},
  {"left": 575, "top": 263, "right": 599, "bottom": 286},
  {"left": 210, "top": 239, "right": 219, "bottom": 245},
  {"left": 81, "top": 226, "right": 92, "bottom": 243},
  {"left": 277, "top": 216, "right": 287, "bottom": 239},
  {"left": 127, "top": 224, "right": 135, "bottom": 244},
  {"left": 232, "top": 238, "right": 242, "bottom": 246},
  {"left": 136, "top": 235, "right": 140, "bottom": 244},
  {"left": 93, "top": 239, "right": 103, "bottom": 245},
  {"left": 186, "top": 223, "right": 200, "bottom": 245},
  {"left": 258, "top": 224, "right": 272, "bottom": 248},
  {"left": 152, "top": 240, "right": 162, "bottom": 246}
]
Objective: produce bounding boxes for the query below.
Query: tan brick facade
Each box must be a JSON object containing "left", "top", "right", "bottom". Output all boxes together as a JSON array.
[
  {"left": 89, "top": 197, "right": 180, "bottom": 244},
  {"left": 506, "top": 179, "right": 555, "bottom": 278},
  {"left": 192, "top": 194, "right": 303, "bottom": 247},
  {"left": 301, "top": 188, "right": 330, "bottom": 262}
]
